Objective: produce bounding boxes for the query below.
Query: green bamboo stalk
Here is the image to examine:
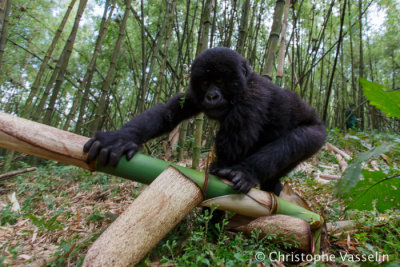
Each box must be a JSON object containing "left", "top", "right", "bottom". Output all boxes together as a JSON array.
[
  {"left": 95, "top": 153, "right": 323, "bottom": 228},
  {"left": 0, "top": 112, "right": 323, "bottom": 249},
  {"left": 95, "top": 153, "right": 236, "bottom": 199}
]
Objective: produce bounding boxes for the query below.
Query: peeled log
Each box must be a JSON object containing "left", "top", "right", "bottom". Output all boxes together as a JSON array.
[
  {"left": 83, "top": 166, "right": 203, "bottom": 267},
  {"left": 234, "top": 215, "right": 313, "bottom": 252}
]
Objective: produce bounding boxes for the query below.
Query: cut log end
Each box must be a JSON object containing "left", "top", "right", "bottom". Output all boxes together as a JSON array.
[
  {"left": 233, "top": 215, "right": 313, "bottom": 252},
  {"left": 82, "top": 166, "right": 204, "bottom": 267}
]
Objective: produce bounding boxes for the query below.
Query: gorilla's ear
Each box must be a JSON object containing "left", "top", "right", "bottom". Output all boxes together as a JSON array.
[{"left": 241, "top": 60, "right": 251, "bottom": 77}]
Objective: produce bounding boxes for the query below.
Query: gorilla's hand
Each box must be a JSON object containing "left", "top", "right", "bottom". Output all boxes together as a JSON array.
[
  {"left": 212, "top": 165, "right": 258, "bottom": 194},
  {"left": 83, "top": 130, "right": 139, "bottom": 166}
]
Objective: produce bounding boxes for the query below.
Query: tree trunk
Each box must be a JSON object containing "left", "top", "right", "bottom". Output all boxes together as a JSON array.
[
  {"left": 358, "top": 0, "right": 365, "bottom": 130},
  {"left": 24, "top": 0, "right": 77, "bottom": 118},
  {"left": 154, "top": 0, "right": 177, "bottom": 105},
  {"left": 0, "top": 0, "right": 11, "bottom": 71},
  {"left": 192, "top": 0, "right": 214, "bottom": 170},
  {"left": 348, "top": 0, "right": 357, "bottom": 108},
  {"left": 92, "top": 0, "right": 132, "bottom": 131},
  {"left": 223, "top": 0, "right": 236, "bottom": 47},
  {"left": 43, "top": 0, "right": 88, "bottom": 125},
  {"left": 262, "top": 0, "right": 285, "bottom": 80},
  {"left": 275, "top": 0, "right": 290, "bottom": 86},
  {"left": 322, "top": 0, "right": 346, "bottom": 122},
  {"left": 137, "top": 0, "right": 146, "bottom": 114},
  {"left": 67, "top": 0, "right": 116, "bottom": 132},
  {"left": 236, "top": 0, "right": 250, "bottom": 55}
]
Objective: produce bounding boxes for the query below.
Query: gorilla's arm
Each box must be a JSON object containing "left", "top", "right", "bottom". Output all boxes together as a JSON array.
[
  {"left": 215, "top": 123, "right": 326, "bottom": 193},
  {"left": 84, "top": 93, "right": 200, "bottom": 166}
]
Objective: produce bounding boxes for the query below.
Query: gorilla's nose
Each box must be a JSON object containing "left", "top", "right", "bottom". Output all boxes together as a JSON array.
[{"left": 205, "top": 88, "right": 222, "bottom": 103}]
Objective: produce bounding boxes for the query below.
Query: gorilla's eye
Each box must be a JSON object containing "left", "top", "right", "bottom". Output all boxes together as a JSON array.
[{"left": 215, "top": 79, "right": 224, "bottom": 86}]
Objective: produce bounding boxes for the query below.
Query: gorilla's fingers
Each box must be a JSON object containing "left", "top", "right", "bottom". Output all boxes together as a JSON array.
[
  {"left": 83, "top": 138, "right": 95, "bottom": 153},
  {"left": 125, "top": 143, "right": 139, "bottom": 160},
  {"left": 109, "top": 147, "right": 124, "bottom": 167},
  {"left": 217, "top": 168, "right": 234, "bottom": 177},
  {"left": 231, "top": 175, "right": 241, "bottom": 184},
  {"left": 98, "top": 147, "right": 111, "bottom": 166},
  {"left": 86, "top": 140, "right": 102, "bottom": 162}
]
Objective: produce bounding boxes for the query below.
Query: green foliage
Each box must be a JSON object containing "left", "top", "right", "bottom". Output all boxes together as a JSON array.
[
  {"left": 344, "top": 170, "right": 400, "bottom": 211},
  {"left": 0, "top": 204, "right": 20, "bottom": 225},
  {"left": 336, "top": 140, "right": 400, "bottom": 211},
  {"left": 360, "top": 78, "right": 400, "bottom": 119},
  {"left": 336, "top": 143, "right": 395, "bottom": 194}
]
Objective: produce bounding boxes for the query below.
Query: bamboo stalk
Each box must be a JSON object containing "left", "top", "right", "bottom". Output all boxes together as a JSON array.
[
  {"left": 234, "top": 215, "right": 313, "bottom": 252},
  {"left": 0, "top": 112, "right": 323, "bottom": 241},
  {"left": 0, "top": 112, "right": 322, "bottom": 223},
  {"left": 83, "top": 166, "right": 203, "bottom": 266}
]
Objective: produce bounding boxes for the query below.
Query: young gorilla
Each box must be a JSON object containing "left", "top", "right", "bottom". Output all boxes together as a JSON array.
[{"left": 84, "top": 47, "right": 326, "bottom": 195}]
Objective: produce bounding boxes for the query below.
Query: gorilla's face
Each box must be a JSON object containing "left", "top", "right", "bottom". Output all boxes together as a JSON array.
[{"left": 189, "top": 47, "right": 250, "bottom": 120}]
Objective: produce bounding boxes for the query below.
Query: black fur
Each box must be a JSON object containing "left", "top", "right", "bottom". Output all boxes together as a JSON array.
[{"left": 84, "top": 47, "right": 326, "bottom": 195}]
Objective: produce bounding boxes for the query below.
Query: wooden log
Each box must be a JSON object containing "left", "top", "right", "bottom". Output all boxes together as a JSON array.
[
  {"left": 233, "top": 215, "right": 313, "bottom": 252},
  {"left": 82, "top": 166, "right": 203, "bottom": 267},
  {"left": 0, "top": 112, "right": 90, "bottom": 169}
]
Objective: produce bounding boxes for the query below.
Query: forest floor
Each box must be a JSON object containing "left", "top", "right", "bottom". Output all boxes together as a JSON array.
[{"left": 0, "top": 130, "right": 399, "bottom": 266}]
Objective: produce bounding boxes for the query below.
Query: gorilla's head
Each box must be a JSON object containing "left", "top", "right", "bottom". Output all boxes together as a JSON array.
[{"left": 189, "top": 47, "right": 251, "bottom": 120}]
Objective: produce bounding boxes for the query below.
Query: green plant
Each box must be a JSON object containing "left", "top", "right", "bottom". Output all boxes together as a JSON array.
[
  {"left": 25, "top": 213, "right": 63, "bottom": 233},
  {"left": 336, "top": 141, "right": 400, "bottom": 211},
  {"left": 0, "top": 204, "right": 20, "bottom": 225}
]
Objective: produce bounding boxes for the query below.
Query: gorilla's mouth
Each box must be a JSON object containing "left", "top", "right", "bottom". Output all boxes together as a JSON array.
[{"left": 204, "top": 106, "right": 229, "bottom": 119}]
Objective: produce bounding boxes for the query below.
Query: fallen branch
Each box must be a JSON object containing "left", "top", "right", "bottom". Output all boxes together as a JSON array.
[
  {"left": 326, "top": 142, "right": 351, "bottom": 160},
  {"left": 319, "top": 173, "right": 341, "bottom": 180},
  {"left": 336, "top": 153, "right": 348, "bottom": 172},
  {"left": 0, "top": 167, "right": 37, "bottom": 181}
]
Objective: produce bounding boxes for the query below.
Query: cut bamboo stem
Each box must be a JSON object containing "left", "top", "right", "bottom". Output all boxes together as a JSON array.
[
  {"left": 0, "top": 112, "right": 324, "bottom": 252},
  {"left": 83, "top": 166, "right": 203, "bottom": 266},
  {"left": 234, "top": 215, "right": 313, "bottom": 252},
  {"left": 0, "top": 112, "right": 322, "bottom": 225}
]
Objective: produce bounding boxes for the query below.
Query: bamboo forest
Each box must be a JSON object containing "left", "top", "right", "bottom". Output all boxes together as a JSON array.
[{"left": 0, "top": 0, "right": 399, "bottom": 265}]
